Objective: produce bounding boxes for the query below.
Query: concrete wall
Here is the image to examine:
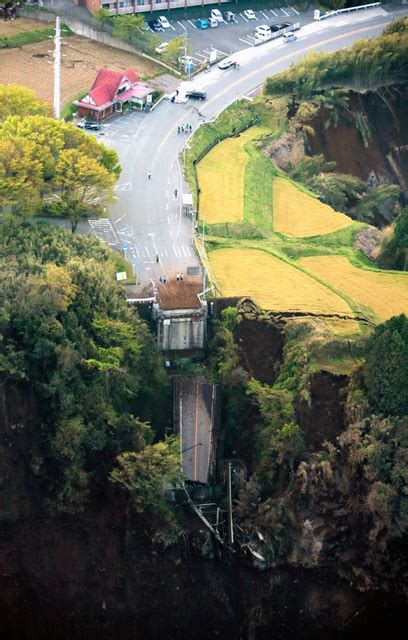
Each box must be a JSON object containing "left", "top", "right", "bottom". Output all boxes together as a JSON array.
[{"left": 157, "top": 306, "right": 207, "bottom": 352}]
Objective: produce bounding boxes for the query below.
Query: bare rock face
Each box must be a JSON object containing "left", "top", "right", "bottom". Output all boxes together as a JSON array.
[
  {"left": 264, "top": 128, "right": 305, "bottom": 172},
  {"left": 354, "top": 226, "right": 384, "bottom": 259}
]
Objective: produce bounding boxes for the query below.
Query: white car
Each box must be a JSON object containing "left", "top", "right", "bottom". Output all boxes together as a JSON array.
[
  {"left": 157, "top": 16, "right": 170, "bottom": 29},
  {"left": 209, "top": 17, "right": 218, "bottom": 28},
  {"left": 210, "top": 8, "right": 223, "bottom": 23},
  {"left": 243, "top": 9, "right": 256, "bottom": 20},
  {"left": 255, "top": 25, "right": 271, "bottom": 37},
  {"left": 155, "top": 42, "right": 169, "bottom": 55}
]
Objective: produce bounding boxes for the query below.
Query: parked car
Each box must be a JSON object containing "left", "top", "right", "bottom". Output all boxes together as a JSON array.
[
  {"left": 210, "top": 8, "right": 223, "bottom": 23},
  {"left": 224, "top": 11, "right": 235, "bottom": 22},
  {"left": 280, "top": 22, "right": 293, "bottom": 29},
  {"left": 283, "top": 32, "right": 296, "bottom": 41},
  {"left": 185, "top": 89, "right": 207, "bottom": 100},
  {"left": 195, "top": 18, "right": 209, "bottom": 29},
  {"left": 148, "top": 20, "right": 164, "bottom": 32},
  {"left": 209, "top": 16, "right": 218, "bottom": 28},
  {"left": 218, "top": 58, "right": 235, "bottom": 70},
  {"left": 77, "top": 121, "right": 101, "bottom": 130},
  {"left": 243, "top": 9, "right": 256, "bottom": 20},
  {"left": 270, "top": 24, "right": 281, "bottom": 32},
  {"left": 255, "top": 25, "right": 271, "bottom": 37},
  {"left": 157, "top": 16, "right": 171, "bottom": 29},
  {"left": 155, "top": 42, "right": 169, "bottom": 55}
]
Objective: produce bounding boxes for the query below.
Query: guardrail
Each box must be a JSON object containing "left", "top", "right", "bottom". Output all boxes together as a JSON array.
[
  {"left": 314, "top": 2, "right": 381, "bottom": 21},
  {"left": 253, "top": 22, "right": 300, "bottom": 47}
]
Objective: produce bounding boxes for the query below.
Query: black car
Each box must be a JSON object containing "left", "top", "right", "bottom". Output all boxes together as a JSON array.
[
  {"left": 270, "top": 24, "right": 281, "bottom": 32},
  {"left": 185, "top": 90, "right": 207, "bottom": 101},
  {"left": 148, "top": 20, "right": 164, "bottom": 32},
  {"left": 280, "top": 22, "right": 293, "bottom": 29},
  {"left": 77, "top": 121, "right": 101, "bottom": 130}
]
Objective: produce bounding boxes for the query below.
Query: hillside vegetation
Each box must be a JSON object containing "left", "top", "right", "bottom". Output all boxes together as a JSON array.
[{"left": 190, "top": 20, "right": 408, "bottom": 331}]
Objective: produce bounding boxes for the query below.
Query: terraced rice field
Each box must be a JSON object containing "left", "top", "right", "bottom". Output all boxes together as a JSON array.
[
  {"left": 273, "top": 177, "right": 352, "bottom": 237},
  {"left": 197, "top": 128, "right": 265, "bottom": 225},
  {"left": 209, "top": 248, "right": 353, "bottom": 316},
  {"left": 300, "top": 256, "right": 408, "bottom": 321}
]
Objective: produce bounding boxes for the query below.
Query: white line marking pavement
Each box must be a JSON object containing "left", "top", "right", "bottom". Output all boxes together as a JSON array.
[
  {"left": 270, "top": 10, "right": 278, "bottom": 17},
  {"left": 240, "top": 14, "right": 248, "bottom": 22},
  {"left": 145, "top": 247, "right": 151, "bottom": 257},
  {"left": 177, "top": 20, "right": 186, "bottom": 30},
  {"left": 292, "top": 7, "right": 300, "bottom": 15},
  {"left": 247, "top": 35, "right": 257, "bottom": 41},
  {"left": 202, "top": 49, "right": 211, "bottom": 54},
  {"left": 254, "top": 15, "right": 258, "bottom": 20},
  {"left": 188, "top": 19, "right": 197, "bottom": 29},
  {"left": 281, "top": 8, "right": 289, "bottom": 17},
  {"left": 195, "top": 53, "right": 208, "bottom": 59},
  {"left": 169, "top": 23, "right": 176, "bottom": 31},
  {"left": 233, "top": 17, "right": 238, "bottom": 23},
  {"left": 239, "top": 37, "right": 254, "bottom": 46},
  {"left": 213, "top": 46, "right": 227, "bottom": 55}
]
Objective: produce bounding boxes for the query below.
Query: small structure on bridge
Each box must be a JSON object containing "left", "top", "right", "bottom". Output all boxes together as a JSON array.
[
  {"left": 173, "top": 377, "right": 219, "bottom": 484},
  {"left": 153, "top": 274, "right": 207, "bottom": 354}
]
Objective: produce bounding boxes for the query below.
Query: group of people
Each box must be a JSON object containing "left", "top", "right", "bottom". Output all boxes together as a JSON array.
[
  {"left": 157, "top": 273, "right": 184, "bottom": 284},
  {"left": 159, "top": 275, "right": 167, "bottom": 284},
  {"left": 178, "top": 124, "right": 193, "bottom": 135},
  {"left": 176, "top": 273, "right": 184, "bottom": 281}
]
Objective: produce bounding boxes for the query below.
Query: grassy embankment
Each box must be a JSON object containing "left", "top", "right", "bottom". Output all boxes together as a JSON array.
[
  {"left": 186, "top": 98, "right": 408, "bottom": 341},
  {"left": 0, "top": 24, "right": 72, "bottom": 49}
]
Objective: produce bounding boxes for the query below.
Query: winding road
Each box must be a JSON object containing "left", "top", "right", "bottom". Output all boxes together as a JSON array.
[{"left": 104, "top": 5, "right": 407, "bottom": 290}]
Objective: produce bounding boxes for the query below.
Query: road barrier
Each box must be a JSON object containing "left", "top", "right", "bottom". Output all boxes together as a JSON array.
[{"left": 314, "top": 3, "right": 381, "bottom": 21}]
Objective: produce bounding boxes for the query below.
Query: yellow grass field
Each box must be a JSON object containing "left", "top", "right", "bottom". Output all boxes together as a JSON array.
[
  {"left": 300, "top": 256, "right": 408, "bottom": 321},
  {"left": 273, "top": 177, "right": 352, "bottom": 237},
  {"left": 197, "top": 127, "right": 265, "bottom": 225},
  {"left": 209, "top": 248, "right": 353, "bottom": 316}
]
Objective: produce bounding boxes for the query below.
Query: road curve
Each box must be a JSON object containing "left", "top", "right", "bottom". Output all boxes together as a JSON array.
[{"left": 109, "top": 7, "right": 407, "bottom": 288}]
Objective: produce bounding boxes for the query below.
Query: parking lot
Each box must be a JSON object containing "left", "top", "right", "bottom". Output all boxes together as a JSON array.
[{"left": 152, "top": 6, "right": 315, "bottom": 68}]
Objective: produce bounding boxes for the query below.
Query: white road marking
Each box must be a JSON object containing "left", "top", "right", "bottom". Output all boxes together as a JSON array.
[
  {"left": 173, "top": 246, "right": 180, "bottom": 257},
  {"left": 280, "top": 8, "right": 289, "bottom": 17},
  {"left": 270, "top": 10, "right": 278, "bottom": 17},
  {"left": 145, "top": 246, "right": 151, "bottom": 257},
  {"left": 247, "top": 35, "right": 257, "bottom": 42},
  {"left": 239, "top": 37, "right": 254, "bottom": 46},
  {"left": 292, "top": 8, "right": 300, "bottom": 15},
  {"left": 188, "top": 19, "right": 197, "bottom": 29},
  {"left": 260, "top": 11, "right": 268, "bottom": 19},
  {"left": 213, "top": 46, "right": 227, "bottom": 55},
  {"left": 240, "top": 13, "right": 248, "bottom": 22},
  {"left": 233, "top": 17, "right": 238, "bottom": 24},
  {"left": 202, "top": 49, "right": 211, "bottom": 54},
  {"left": 195, "top": 53, "right": 208, "bottom": 60},
  {"left": 169, "top": 23, "right": 176, "bottom": 31},
  {"left": 177, "top": 20, "right": 186, "bottom": 30}
]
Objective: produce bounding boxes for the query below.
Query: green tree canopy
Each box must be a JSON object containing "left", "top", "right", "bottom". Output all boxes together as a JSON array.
[
  {"left": 110, "top": 438, "right": 182, "bottom": 520},
  {"left": 363, "top": 314, "right": 408, "bottom": 416},
  {"left": 0, "top": 84, "right": 50, "bottom": 121}
]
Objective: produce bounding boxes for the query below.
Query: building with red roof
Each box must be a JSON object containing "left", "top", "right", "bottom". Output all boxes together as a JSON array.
[{"left": 74, "top": 68, "right": 153, "bottom": 121}]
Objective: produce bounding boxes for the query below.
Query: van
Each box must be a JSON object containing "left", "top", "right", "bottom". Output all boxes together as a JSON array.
[
  {"left": 283, "top": 32, "right": 296, "bottom": 42},
  {"left": 210, "top": 8, "right": 223, "bottom": 23},
  {"left": 209, "top": 17, "right": 218, "bottom": 28}
]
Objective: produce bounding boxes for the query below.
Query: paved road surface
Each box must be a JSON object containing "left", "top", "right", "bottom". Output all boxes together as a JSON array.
[
  {"left": 95, "top": 6, "right": 407, "bottom": 290},
  {"left": 174, "top": 378, "right": 217, "bottom": 483}
]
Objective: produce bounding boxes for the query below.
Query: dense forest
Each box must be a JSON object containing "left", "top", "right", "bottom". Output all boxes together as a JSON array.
[{"left": 0, "top": 222, "right": 176, "bottom": 516}]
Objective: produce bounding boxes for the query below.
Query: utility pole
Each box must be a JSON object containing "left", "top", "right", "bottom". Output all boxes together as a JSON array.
[
  {"left": 227, "top": 462, "right": 234, "bottom": 544},
  {"left": 53, "top": 16, "right": 62, "bottom": 120}
]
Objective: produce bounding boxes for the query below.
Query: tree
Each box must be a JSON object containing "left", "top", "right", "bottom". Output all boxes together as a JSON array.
[
  {"left": 0, "top": 114, "right": 120, "bottom": 227},
  {"left": 110, "top": 438, "right": 182, "bottom": 519},
  {"left": 363, "top": 314, "right": 408, "bottom": 416},
  {"left": 379, "top": 206, "right": 408, "bottom": 270},
  {"left": 93, "top": 7, "right": 112, "bottom": 26},
  {"left": 0, "top": 136, "right": 43, "bottom": 217},
  {"left": 113, "top": 14, "right": 147, "bottom": 43},
  {"left": 0, "top": 84, "right": 49, "bottom": 122},
  {"left": 163, "top": 36, "right": 192, "bottom": 67}
]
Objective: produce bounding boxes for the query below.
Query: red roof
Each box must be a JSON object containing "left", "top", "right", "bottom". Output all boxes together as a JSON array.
[{"left": 87, "top": 68, "right": 139, "bottom": 107}]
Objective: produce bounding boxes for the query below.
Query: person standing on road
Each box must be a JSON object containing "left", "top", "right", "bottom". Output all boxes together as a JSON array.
[
  {"left": 156, "top": 252, "right": 159, "bottom": 263},
  {"left": 174, "top": 189, "right": 178, "bottom": 198},
  {"left": 176, "top": 273, "right": 180, "bottom": 281},
  {"left": 177, "top": 126, "right": 180, "bottom": 134},
  {"left": 148, "top": 171, "right": 152, "bottom": 180}
]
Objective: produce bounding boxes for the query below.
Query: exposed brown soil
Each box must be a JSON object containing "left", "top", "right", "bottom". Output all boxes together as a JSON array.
[
  {"left": 296, "top": 372, "right": 348, "bottom": 450},
  {"left": 234, "top": 315, "right": 284, "bottom": 385},
  {"left": 307, "top": 88, "right": 408, "bottom": 194},
  {"left": 157, "top": 276, "right": 202, "bottom": 310},
  {"left": 0, "top": 34, "right": 159, "bottom": 107}
]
